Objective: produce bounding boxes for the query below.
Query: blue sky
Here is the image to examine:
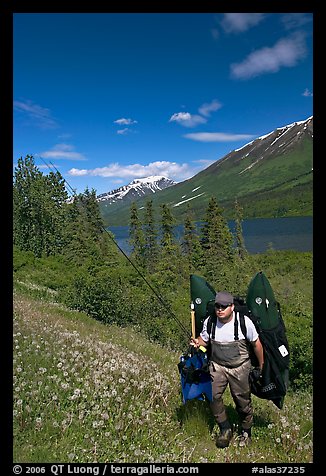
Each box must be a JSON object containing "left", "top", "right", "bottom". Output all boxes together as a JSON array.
[{"left": 13, "top": 12, "right": 313, "bottom": 196}]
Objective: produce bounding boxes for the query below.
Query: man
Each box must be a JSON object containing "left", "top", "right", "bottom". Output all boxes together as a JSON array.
[{"left": 191, "top": 290, "right": 264, "bottom": 448}]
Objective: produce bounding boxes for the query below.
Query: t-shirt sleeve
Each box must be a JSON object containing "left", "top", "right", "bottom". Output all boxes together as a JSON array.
[
  {"left": 245, "top": 316, "right": 259, "bottom": 342},
  {"left": 200, "top": 317, "right": 210, "bottom": 342}
]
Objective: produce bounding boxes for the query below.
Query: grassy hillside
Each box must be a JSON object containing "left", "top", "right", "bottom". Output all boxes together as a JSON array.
[
  {"left": 13, "top": 288, "right": 312, "bottom": 463},
  {"left": 224, "top": 177, "right": 312, "bottom": 219}
]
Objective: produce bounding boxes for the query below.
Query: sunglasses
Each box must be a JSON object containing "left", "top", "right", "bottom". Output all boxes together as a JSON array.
[{"left": 214, "top": 303, "right": 231, "bottom": 310}]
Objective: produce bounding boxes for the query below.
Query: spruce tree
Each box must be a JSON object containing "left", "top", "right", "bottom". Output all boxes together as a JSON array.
[
  {"left": 13, "top": 155, "right": 42, "bottom": 254},
  {"left": 80, "top": 187, "right": 105, "bottom": 242},
  {"left": 63, "top": 196, "right": 87, "bottom": 261},
  {"left": 43, "top": 170, "right": 69, "bottom": 255},
  {"left": 143, "top": 199, "right": 158, "bottom": 271},
  {"left": 160, "top": 203, "right": 175, "bottom": 248},
  {"left": 234, "top": 198, "right": 247, "bottom": 260},
  {"left": 156, "top": 203, "right": 185, "bottom": 289},
  {"left": 200, "top": 197, "right": 234, "bottom": 279},
  {"left": 13, "top": 155, "right": 68, "bottom": 257},
  {"left": 63, "top": 188, "right": 116, "bottom": 265},
  {"left": 128, "top": 202, "right": 145, "bottom": 266},
  {"left": 182, "top": 204, "right": 202, "bottom": 271}
]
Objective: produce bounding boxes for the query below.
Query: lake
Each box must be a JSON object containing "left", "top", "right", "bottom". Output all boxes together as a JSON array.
[{"left": 108, "top": 216, "right": 313, "bottom": 255}]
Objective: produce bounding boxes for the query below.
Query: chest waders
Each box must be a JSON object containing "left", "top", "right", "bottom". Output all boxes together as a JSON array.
[
  {"left": 207, "top": 311, "right": 251, "bottom": 367},
  {"left": 207, "top": 314, "right": 254, "bottom": 432},
  {"left": 210, "top": 339, "right": 250, "bottom": 367}
]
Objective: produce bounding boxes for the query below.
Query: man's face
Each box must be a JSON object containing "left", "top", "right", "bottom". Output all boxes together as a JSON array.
[{"left": 215, "top": 303, "right": 234, "bottom": 321}]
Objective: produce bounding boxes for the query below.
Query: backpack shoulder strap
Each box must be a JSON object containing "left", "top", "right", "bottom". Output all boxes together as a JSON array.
[
  {"left": 239, "top": 311, "right": 248, "bottom": 340},
  {"left": 207, "top": 314, "right": 217, "bottom": 339},
  {"left": 233, "top": 296, "right": 249, "bottom": 341},
  {"left": 207, "top": 315, "right": 212, "bottom": 337},
  {"left": 234, "top": 311, "right": 247, "bottom": 340}
]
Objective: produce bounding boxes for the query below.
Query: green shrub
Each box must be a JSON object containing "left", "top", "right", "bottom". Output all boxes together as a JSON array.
[
  {"left": 283, "top": 304, "right": 313, "bottom": 390},
  {"left": 13, "top": 247, "right": 35, "bottom": 272}
]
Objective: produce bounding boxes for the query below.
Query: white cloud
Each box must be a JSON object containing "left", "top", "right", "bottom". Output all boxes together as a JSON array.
[
  {"left": 194, "top": 158, "right": 216, "bottom": 167},
  {"left": 113, "top": 118, "right": 138, "bottom": 125},
  {"left": 281, "top": 13, "right": 312, "bottom": 30},
  {"left": 68, "top": 160, "right": 196, "bottom": 182},
  {"left": 198, "top": 99, "right": 222, "bottom": 117},
  {"left": 170, "top": 100, "right": 222, "bottom": 129},
  {"left": 302, "top": 88, "right": 313, "bottom": 97},
  {"left": 14, "top": 99, "right": 58, "bottom": 129},
  {"left": 230, "top": 33, "right": 307, "bottom": 80},
  {"left": 68, "top": 168, "right": 88, "bottom": 176},
  {"left": 117, "top": 128, "right": 130, "bottom": 135},
  {"left": 169, "top": 112, "right": 207, "bottom": 128},
  {"left": 183, "top": 132, "right": 254, "bottom": 142},
  {"left": 40, "top": 143, "right": 86, "bottom": 160},
  {"left": 221, "top": 13, "right": 265, "bottom": 33},
  {"left": 169, "top": 112, "right": 191, "bottom": 122}
]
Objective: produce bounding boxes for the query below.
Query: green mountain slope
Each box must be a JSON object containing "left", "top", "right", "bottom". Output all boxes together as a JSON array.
[{"left": 99, "top": 117, "right": 313, "bottom": 225}]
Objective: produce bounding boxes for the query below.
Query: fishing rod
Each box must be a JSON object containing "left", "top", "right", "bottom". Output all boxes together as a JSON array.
[{"left": 37, "top": 156, "right": 192, "bottom": 339}]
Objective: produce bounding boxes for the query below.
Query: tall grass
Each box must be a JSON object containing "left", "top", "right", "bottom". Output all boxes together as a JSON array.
[{"left": 13, "top": 291, "right": 313, "bottom": 463}]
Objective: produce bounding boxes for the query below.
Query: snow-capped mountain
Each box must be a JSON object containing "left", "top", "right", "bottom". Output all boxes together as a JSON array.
[
  {"left": 97, "top": 176, "right": 176, "bottom": 204},
  {"left": 231, "top": 115, "right": 313, "bottom": 165}
]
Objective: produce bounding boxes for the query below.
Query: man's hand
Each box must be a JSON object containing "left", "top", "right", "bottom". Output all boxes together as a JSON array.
[
  {"left": 250, "top": 367, "right": 262, "bottom": 381},
  {"left": 190, "top": 338, "right": 200, "bottom": 348}
]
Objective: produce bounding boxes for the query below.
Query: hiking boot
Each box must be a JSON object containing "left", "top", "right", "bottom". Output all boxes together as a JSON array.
[
  {"left": 238, "top": 430, "right": 252, "bottom": 447},
  {"left": 216, "top": 428, "right": 233, "bottom": 448}
]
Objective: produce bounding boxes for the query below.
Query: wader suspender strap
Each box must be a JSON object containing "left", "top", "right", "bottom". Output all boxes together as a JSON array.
[
  {"left": 207, "top": 312, "right": 248, "bottom": 341},
  {"left": 234, "top": 313, "right": 239, "bottom": 340}
]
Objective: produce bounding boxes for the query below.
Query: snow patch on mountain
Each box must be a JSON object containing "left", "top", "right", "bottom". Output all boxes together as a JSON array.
[
  {"left": 234, "top": 116, "right": 313, "bottom": 153},
  {"left": 97, "top": 176, "right": 176, "bottom": 203},
  {"left": 173, "top": 192, "right": 205, "bottom": 207}
]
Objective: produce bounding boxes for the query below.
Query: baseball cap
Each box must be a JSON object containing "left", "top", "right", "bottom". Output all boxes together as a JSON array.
[{"left": 215, "top": 291, "right": 234, "bottom": 306}]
